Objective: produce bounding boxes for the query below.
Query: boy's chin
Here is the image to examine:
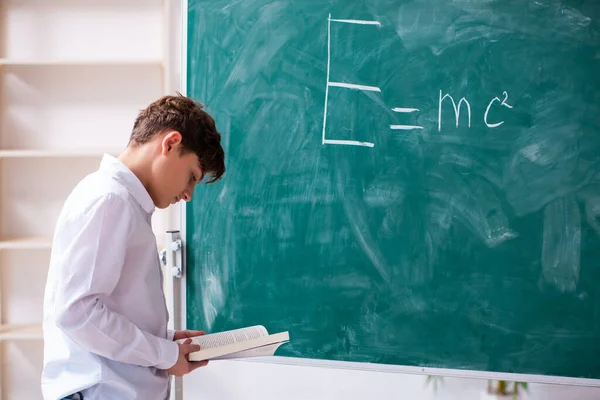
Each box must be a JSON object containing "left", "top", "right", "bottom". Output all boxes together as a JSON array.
[{"left": 156, "top": 200, "right": 172, "bottom": 209}]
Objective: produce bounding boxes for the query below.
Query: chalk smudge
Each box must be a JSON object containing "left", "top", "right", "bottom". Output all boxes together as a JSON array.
[{"left": 541, "top": 195, "right": 581, "bottom": 293}]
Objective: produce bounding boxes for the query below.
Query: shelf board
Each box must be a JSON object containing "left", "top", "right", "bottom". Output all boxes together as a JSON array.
[
  {"left": 0, "top": 58, "right": 164, "bottom": 67},
  {"left": 0, "top": 324, "right": 43, "bottom": 341},
  {"left": 0, "top": 237, "right": 53, "bottom": 250},
  {"left": 0, "top": 149, "right": 121, "bottom": 158}
]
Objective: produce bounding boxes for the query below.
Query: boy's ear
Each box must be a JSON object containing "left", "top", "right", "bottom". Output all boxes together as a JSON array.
[{"left": 161, "top": 131, "right": 183, "bottom": 155}]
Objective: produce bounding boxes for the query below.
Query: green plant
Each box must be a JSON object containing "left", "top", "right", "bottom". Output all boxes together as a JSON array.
[
  {"left": 425, "top": 375, "right": 444, "bottom": 394},
  {"left": 487, "top": 379, "right": 529, "bottom": 399},
  {"left": 425, "top": 375, "right": 529, "bottom": 398}
]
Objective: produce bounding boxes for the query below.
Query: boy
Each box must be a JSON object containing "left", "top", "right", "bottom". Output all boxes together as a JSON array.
[{"left": 41, "top": 94, "right": 226, "bottom": 399}]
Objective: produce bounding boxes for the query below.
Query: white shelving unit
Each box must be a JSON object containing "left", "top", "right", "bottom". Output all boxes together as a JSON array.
[{"left": 0, "top": 0, "right": 177, "bottom": 397}]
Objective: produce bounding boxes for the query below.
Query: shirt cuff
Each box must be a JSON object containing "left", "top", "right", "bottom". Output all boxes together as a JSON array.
[
  {"left": 156, "top": 339, "right": 179, "bottom": 370},
  {"left": 167, "top": 329, "right": 176, "bottom": 341}
]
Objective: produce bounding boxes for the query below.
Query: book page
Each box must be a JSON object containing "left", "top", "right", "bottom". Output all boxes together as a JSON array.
[
  {"left": 186, "top": 325, "right": 268, "bottom": 350},
  {"left": 211, "top": 341, "right": 286, "bottom": 360}
]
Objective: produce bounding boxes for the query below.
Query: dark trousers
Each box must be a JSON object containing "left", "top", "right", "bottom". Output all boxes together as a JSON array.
[{"left": 62, "top": 393, "right": 83, "bottom": 400}]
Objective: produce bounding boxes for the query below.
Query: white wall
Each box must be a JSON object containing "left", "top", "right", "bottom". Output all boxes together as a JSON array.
[
  {"left": 0, "top": 1, "right": 167, "bottom": 398},
  {"left": 5, "top": 0, "right": 163, "bottom": 63}
]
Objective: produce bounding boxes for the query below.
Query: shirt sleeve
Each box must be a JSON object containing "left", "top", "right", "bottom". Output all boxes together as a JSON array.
[
  {"left": 54, "top": 194, "right": 179, "bottom": 370},
  {"left": 167, "top": 329, "right": 176, "bottom": 341}
]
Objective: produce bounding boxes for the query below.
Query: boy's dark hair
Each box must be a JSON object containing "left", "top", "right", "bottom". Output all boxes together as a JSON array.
[{"left": 129, "top": 93, "right": 225, "bottom": 183}]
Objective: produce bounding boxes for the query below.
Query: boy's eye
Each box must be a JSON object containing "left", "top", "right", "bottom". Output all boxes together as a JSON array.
[{"left": 191, "top": 174, "right": 196, "bottom": 182}]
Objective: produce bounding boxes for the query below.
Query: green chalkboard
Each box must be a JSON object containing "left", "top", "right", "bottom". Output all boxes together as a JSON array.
[{"left": 185, "top": 0, "right": 600, "bottom": 379}]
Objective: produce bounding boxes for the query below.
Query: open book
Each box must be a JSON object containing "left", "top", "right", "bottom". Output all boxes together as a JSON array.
[{"left": 180, "top": 325, "right": 290, "bottom": 362}]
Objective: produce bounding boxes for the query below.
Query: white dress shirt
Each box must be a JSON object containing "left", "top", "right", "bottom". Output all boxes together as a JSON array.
[{"left": 42, "top": 154, "right": 179, "bottom": 400}]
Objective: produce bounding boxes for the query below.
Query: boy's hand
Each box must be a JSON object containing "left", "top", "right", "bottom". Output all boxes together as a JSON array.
[
  {"left": 166, "top": 338, "right": 208, "bottom": 376},
  {"left": 173, "top": 330, "right": 205, "bottom": 341}
]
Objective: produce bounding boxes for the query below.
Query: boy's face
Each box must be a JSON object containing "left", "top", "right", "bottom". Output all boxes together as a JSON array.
[{"left": 152, "top": 131, "right": 203, "bottom": 209}]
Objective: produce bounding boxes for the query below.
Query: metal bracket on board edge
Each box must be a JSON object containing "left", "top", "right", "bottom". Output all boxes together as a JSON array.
[{"left": 161, "top": 230, "right": 183, "bottom": 278}]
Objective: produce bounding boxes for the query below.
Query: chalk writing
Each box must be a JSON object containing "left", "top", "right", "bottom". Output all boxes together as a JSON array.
[
  {"left": 438, "top": 91, "right": 472, "bottom": 131},
  {"left": 485, "top": 91, "right": 513, "bottom": 128},
  {"left": 321, "top": 15, "right": 515, "bottom": 148},
  {"left": 322, "top": 14, "right": 381, "bottom": 148},
  {"left": 390, "top": 107, "right": 423, "bottom": 130},
  {"left": 438, "top": 91, "right": 514, "bottom": 131},
  {"left": 390, "top": 125, "right": 424, "bottom": 130}
]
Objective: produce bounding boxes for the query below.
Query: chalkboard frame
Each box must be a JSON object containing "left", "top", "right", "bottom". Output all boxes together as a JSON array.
[{"left": 178, "top": 0, "right": 600, "bottom": 387}]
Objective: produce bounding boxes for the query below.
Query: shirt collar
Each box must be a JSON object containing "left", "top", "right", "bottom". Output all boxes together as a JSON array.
[{"left": 99, "top": 154, "right": 155, "bottom": 214}]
